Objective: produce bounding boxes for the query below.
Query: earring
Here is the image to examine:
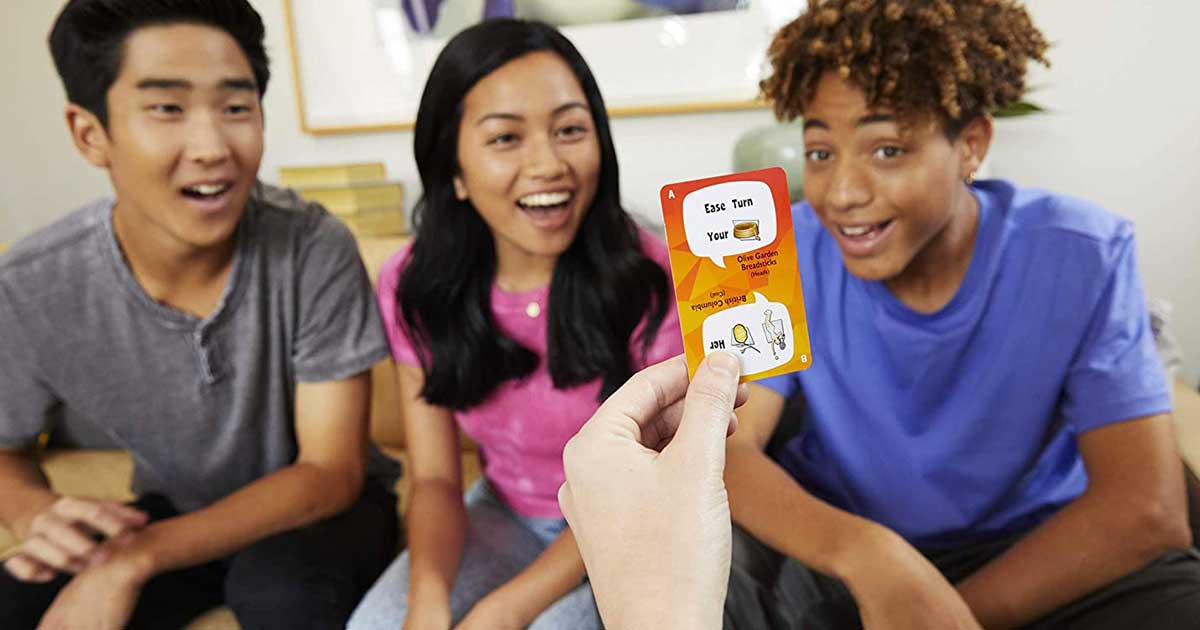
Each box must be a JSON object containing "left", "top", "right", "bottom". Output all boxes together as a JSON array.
[{"left": 964, "top": 170, "right": 977, "bottom": 185}]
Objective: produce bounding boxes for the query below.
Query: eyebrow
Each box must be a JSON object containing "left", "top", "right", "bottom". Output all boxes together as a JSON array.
[
  {"left": 857, "top": 113, "right": 896, "bottom": 126},
  {"left": 474, "top": 101, "right": 590, "bottom": 126},
  {"left": 135, "top": 77, "right": 257, "bottom": 92},
  {"left": 802, "top": 112, "right": 897, "bottom": 131}
]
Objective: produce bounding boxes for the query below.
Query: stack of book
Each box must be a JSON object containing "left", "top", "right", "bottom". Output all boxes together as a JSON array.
[{"left": 279, "top": 162, "right": 407, "bottom": 237}]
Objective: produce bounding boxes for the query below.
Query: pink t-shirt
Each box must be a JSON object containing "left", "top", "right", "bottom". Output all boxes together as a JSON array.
[{"left": 376, "top": 229, "right": 682, "bottom": 518}]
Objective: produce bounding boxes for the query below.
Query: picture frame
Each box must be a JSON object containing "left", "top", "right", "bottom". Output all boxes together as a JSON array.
[{"left": 281, "top": 0, "right": 804, "bottom": 135}]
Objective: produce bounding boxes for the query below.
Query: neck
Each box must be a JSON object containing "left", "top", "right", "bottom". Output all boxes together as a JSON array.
[
  {"left": 112, "top": 202, "right": 236, "bottom": 317},
  {"left": 885, "top": 184, "right": 980, "bottom": 313},
  {"left": 493, "top": 238, "right": 558, "bottom": 293}
]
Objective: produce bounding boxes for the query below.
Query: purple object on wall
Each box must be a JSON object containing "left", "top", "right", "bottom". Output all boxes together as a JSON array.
[{"left": 400, "top": 0, "right": 515, "bottom": 34}]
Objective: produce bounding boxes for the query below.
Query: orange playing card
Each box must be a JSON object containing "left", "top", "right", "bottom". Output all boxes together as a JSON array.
[{"left": 660, "top": 167, "right": 813, "bottom": 382}]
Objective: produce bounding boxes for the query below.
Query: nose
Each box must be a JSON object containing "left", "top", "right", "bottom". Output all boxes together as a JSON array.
[
  {"left": 184, "top": 111, "right": 231, "bottom": 166},
  {"left": 825, "top": 159, "right": 871, "bottom": 214},
  {"left": 523, "top": 133, "right": 568, "bottom": 181}
]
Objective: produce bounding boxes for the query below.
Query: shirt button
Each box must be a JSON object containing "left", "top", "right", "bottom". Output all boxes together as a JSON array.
[{"left": 525, "top": 302, "right": 541, "bottom": 318}]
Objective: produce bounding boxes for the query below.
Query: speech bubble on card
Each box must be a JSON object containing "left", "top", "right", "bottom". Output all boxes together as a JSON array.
[
  {"left": 701, "top": 292, "right": 805, "bottom": 376},
  {"left": 682, "top": 180, "right": 778, "bottom": 268}
]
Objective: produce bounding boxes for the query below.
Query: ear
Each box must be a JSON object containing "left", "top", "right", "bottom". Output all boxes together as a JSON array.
[
  {"left": 65, "top": 104, "right": 112, "bottom": 169},
  {"left": 452, "top": 173, "right": 469, "bottom": 201},
  {"left": 956, "top": 115, "right": 993, "bottom": 181}
]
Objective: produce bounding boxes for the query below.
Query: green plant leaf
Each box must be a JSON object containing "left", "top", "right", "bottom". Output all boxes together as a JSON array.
[{"left": 992, "top": 100, "right": 1046, "bottom": 118}]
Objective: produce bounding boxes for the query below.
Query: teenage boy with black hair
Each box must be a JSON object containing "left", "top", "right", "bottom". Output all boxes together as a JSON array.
[{"left": 0, "top": 1, "right": 399, "bottom": 627}]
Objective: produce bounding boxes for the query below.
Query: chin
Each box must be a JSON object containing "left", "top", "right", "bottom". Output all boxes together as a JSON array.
[
  {"left": 840, "top": 256, "right": 903, "bottom": 282},
  {"left": 183, "top": 219, "right": 242, "bottom": 250}
]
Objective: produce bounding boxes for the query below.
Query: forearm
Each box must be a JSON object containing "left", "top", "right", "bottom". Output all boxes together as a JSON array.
[
  {"left": 0, "top": 449, "right": 57, "bottom": 539},
  {"left": 725, "top": 441, "right": 892, "bottom": 580},
  {"left": 489, "top": 527, "right": 587, "bottom": 625},
  {"left": 405, "top": 480, "right": 468, "bottom": 606},
  {"left": 958, "top": 490, "right": 1192, "bottom": 627},
  {"left": 119, "top": 460, "right": 363, "bottom": 577}
]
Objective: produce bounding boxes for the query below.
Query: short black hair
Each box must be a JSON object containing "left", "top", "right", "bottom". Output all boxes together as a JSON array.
[{"left": 49, "top": 0, "right": 270, "bottom": 127}]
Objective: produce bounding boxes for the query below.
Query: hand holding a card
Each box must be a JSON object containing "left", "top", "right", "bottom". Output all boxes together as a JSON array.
[{"left": 558, "top": 354, "right": 748, "bottom": 630}]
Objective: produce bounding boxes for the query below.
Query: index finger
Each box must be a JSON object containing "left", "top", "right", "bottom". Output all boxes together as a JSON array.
[{"left": 53, "top": 499, "right": 146, "bottom": 539}]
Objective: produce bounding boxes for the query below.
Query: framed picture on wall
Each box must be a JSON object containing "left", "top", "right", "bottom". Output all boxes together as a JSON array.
[{"left": 282, "top": 0, "right": 805, "bottom": 135}]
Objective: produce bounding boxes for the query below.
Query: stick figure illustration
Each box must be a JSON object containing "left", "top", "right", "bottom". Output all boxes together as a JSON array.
[{"left": 762, "top": 309, "right": 786, "bottom": 360}]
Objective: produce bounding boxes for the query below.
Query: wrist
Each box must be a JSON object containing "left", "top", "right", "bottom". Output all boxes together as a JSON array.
[
  {"left": 104, "top": 528, "right": 159, "bottom": 584},
  {"left": 408, "top": 580, "right": 452, "bottom": 619},
  {"left": 592, "top": 573, "right": 720, "bottom": 630},
  {"left": 829, "top": 521, "right": 907, "bottom": 586},
  {"left": 600, "top": 597, "right": 716, "bottom": 630},
  {"left": 482, "top": 584, "right": 537, "bottom": 627},
  {"left": 405, "top": 602, "right": 451, "bottom": 629},
  {"left": 8, "top": 491, "right": 59, "bottom": 541}
]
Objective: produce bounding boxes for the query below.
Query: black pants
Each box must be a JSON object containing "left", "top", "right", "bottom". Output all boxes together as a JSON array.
[
  {"left": 0, "top": 480, "right": 398, "bottom": 630},
  {"left": 724, "top": 525, "right": 1200, "bottom": 630}
]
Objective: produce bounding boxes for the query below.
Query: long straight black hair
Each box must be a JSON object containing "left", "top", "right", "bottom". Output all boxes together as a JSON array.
[{"left": 398, "top": 19, "right": 669, "bottom": 410}]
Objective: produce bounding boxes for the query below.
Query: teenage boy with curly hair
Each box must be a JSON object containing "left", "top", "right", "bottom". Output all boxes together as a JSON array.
[{"left": 723, "top": 1, "right": 1200, "bottom": 628}]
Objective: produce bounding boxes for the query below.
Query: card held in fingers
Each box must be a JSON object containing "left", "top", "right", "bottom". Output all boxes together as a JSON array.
[{"left": 660, "top": 167, "right": 813, "bottom": 382}]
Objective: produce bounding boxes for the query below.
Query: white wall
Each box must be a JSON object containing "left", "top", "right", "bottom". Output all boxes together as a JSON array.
[
  {"left": 0, "top": 1, "right": 112, "bottom": 242},
  {"left": 1, "top": 0, "right": 1197, "bottom": 385},
  {"left": 987, "top": 1, "right": 1200, "bottom": 386}
]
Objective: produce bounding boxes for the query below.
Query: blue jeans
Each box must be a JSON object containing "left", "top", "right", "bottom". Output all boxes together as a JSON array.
[{"left": 348, "top": 479, "right": 601, "bottom": 629}]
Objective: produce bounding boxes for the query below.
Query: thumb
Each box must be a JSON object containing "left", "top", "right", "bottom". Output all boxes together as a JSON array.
[{"left": 666, "top": 351, "right": 741, "bottom": 470}]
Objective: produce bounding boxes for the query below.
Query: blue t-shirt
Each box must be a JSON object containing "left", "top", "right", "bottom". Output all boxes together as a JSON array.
[{"left": 760, "top": 179, "right": 1171, "bottom": 548}]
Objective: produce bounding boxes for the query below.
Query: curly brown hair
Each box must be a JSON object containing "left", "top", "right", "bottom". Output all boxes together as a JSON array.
[{"left": 762, "top": 0, "right": 1050, "bottom": 136}]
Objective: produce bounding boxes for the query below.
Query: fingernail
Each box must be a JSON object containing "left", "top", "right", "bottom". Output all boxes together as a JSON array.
[{"left": 708, "top": 350, "right": 740, "bottom": 377}]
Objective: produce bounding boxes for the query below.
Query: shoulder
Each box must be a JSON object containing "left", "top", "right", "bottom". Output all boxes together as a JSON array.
[
  {"left": 378, "top": 241, "right": 416, "bottom": 295},
  {"left": 247, "top": 181, "right": 359, "bottom": 261},
  {"left": 0, "top": 200, "right": 110, "bottom": 296},
  {"left": 249, "top": 181, "right": 344, "bottom": 237},
  {"left": 983, "top": 179, "right": 1134, "bottom": 268},
  {"left": 790, "top": 200, "right": 829, "bottom": 247},
  {"left": 636, "top": 225, "right": 671, "bottom": 270}
]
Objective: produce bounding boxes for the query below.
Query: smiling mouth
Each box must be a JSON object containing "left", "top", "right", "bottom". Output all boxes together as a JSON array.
[
  {"left": 181, "top": 182, "right": 233, "bottom": 200},
  {"left": 516, "top": 191, "right": 572, "bottom": 214},
  {"left": 838, "top": 219, "right": 893, "bottom": 240}
]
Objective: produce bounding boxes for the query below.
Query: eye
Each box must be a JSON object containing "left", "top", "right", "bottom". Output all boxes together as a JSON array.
[
  {"left": 556, "top": 124, "right": 589, "bottom": 140},
  {"left": 225, "top": 104, "right": 254, "bottom": 116},
  {"left": 874, "top": 145, "right": 905, "bottom": 159},
  {"left": 805, "top": 148, "right": 832, "bottom": 163},
  {"left": 149, "top": 104, "right": 183, "bottom": 115},
  {"left": 487, "top": 132, "right": 519, "bottom": 147}
]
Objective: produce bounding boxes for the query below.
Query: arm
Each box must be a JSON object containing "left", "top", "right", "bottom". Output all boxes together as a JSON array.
[
  {"left": 457, "top": 528, "right": 586, "bottom": 629},
  {"left": 725, "top": 386, "right": 886, "bottom": 575},
  {"left": 0, "top": 448, "right": 57, "bottom": 541},
  {"left": 34, "top": 372, "right": 376, "bottom": 628},
  {"left": 958, "top": 413, "right": 1191, "bottom": 628},
  {"left": 110, "top": 372, "right": 375, "bottom": 577},
  {"left": 725, "top": 385, "right": 980, "bottom": 630},
  {"left": 2, "top": 449, "right": 149, "bottom": 582},
  {"left": 559, "top": 354, "right": 747, "bottom": 630},
  {"left": 398, "top": 363, "right": 468, "bottom": 630}
]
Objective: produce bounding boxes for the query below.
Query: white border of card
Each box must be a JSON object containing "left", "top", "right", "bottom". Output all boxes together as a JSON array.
[{"left": 282, "top": 0, "right": 806, "bottom": 135}]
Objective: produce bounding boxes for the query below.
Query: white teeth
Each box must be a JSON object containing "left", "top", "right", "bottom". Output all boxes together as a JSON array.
[
  {"left": 840, "top": 225, "right": 873, "bottom": 237},
  {"left": 518, "top": 191, "right": 571, "bottom": 208},
  {"left": 187, "top": 183, "right": 229, "bottom": 196}
]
